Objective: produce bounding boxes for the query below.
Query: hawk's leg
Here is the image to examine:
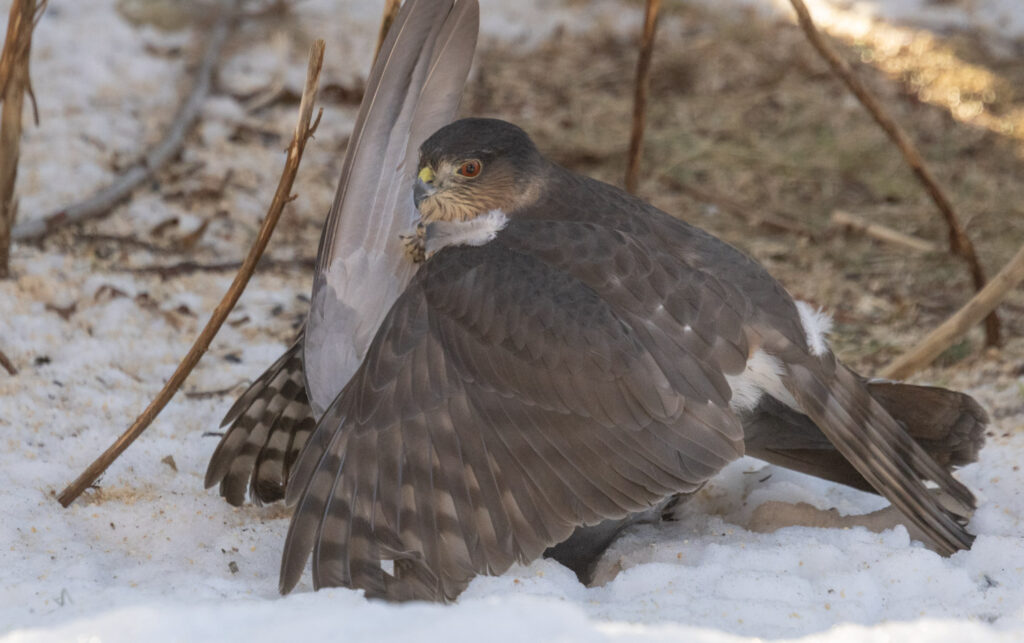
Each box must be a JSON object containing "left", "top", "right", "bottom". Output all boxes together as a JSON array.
[{"left": 401, "top": 221, "right": 428, "bottom": 263}]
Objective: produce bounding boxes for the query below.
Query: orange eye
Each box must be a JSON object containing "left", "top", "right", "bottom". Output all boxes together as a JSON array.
[{"left": 457, "top": 160, "right": 481, "bottom": 178}]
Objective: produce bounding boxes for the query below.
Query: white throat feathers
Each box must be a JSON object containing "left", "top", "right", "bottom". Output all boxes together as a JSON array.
[{"left": 423, "top": 209, "right": 508, "bottom": 257}]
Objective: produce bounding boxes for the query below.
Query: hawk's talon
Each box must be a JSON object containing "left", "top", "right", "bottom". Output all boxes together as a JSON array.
[{"left": 401, "top": 222, "right": 427, "bottom": 263}]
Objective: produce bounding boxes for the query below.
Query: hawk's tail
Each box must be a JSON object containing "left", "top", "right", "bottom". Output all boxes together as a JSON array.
[
  {"left": 204, "top": 335, "right": 316, "bottom": 506},
  {"left": 745, "top": 380, "right": 986, "bottom": 495},
  {"left": 780, "top": 352, "right": 979, "bottom": 555}
]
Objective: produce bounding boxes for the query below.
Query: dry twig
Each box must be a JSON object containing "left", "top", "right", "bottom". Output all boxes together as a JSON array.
[
  {"left": 787, "top": 0, "right": 998, "bottom": 346},
  {"left": 831, "top": 210, "right": 939, "bottom": 254},
  {"left": 12, "top": 0, "right": 239, "bottom": 243},
  {"left": 76, "top": 232, "right": 176, "bottom": 255},
  {"left": 625, "top": 0, "right": 661, "bottom": 194},
  {"left": 57, "top": 40, "right": 326, "bottom": 508},
  {"left": 0, "top": 0, "right": 45, "bottom": 278},
  {"left": 0, "top": 347, "right": 16, "bottom": 375},
  {"left": 374, "top": 0, "right": 402, "bottom": 62},
  {"left": 119, "top": 256, "right": 315, "bottom": 279},
  {"left": 882, "top": 244, "right": 1024, "bottom": 380}
]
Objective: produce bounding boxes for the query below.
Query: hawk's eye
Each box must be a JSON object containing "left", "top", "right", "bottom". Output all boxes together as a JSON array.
[{"left": 457, "top": 160, "right": 481, "bottom": 178}]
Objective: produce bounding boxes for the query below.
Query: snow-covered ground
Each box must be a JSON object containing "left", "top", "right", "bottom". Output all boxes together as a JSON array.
[{"left": 2, "top": 1, "right": 1024, "bottom": 641}]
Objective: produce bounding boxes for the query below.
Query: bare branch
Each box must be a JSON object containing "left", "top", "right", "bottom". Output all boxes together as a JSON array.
[
  {"left": 787, "top": 0, "right": 999, "bottom": 346},
  {"left": 12, "top": 0, "right": 238, "bottom": 243},
  {"left": 881, "top": 243, "right": 1024, "bottom": 380},
  {"left": 831, "top": 210, "right": 939, "bottom": 254},
  {"left": 0, "top": 346, "right": 16, "bottom": 375},
  {"left": 118, "top": 256, "right": 314, "bottom": 279},
  {"left": 0, "top": 0, "right": 45, "bottom": 278},
  {"left": 57, "top": 39, "right": 327, "bottom": 508},
  {"left": 625, "top": 0, "right": 661, "bottom": 194}
]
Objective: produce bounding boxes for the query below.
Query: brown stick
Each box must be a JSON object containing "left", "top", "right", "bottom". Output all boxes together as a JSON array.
[
  {"left": 12, "top": 1, "right": 237, "bottom": 243},
  {"left": 57, "top": 40, "right": 326, "bottom": 508},
  {"left": 831, "top": 210, "right": 939, "bottom": 254},
  {"left": 0, "top": 0, "right": 44, "bottom": 278},
  {"left": 0, "top": 347, "right": 16, "bottom": 375},
  {"left": 625, "top": 0, "right": 661, "bottom": 194},
  {"left": 787, "top": 0, "right": 998, "bottom": 346},
  {"left": 881, "top": 243, "right": 1024, "bottom": 380},
  {"left": 374, "top": 0, "right": 402, "bottom": 62},
  {"left": 119, "top": 256, "right": 315, "bottom": 279}
]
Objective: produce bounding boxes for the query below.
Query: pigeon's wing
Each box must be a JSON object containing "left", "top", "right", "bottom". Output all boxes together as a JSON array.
[
  {"left": 205, "top": 334, "right": 316, "bottom": 505},
  {"left": 279, "top": 220, "right": 751, "bottom": 601},
  {"left": 304, "top": 0, "right": 479, "bottom": 417}
]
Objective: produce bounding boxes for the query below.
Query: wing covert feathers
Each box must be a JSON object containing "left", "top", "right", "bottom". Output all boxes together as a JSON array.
[{"left": 280, "top": 226, "right": 749, "bottom": 601}]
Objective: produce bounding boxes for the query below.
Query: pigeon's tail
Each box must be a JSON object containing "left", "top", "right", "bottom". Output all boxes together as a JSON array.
[
  {"left": 865, "top": 380, "right": 986, "bottom": 469},
  {"left": 744, "top": 379, "right": 987, "bottom": 496},
  {"left": 770, "top": 351, "right": 981, "bottom": 555},
  {"left": 204, "top": 335, "right": 315, "bottom": 506}
]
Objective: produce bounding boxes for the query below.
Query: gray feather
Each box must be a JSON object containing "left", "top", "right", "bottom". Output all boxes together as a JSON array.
[{"left": 304, "top": 0, "right": 479, "bottom": 417}]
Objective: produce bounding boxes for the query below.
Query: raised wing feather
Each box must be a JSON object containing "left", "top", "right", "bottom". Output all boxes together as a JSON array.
[{"left": 305, "top": 0, "right": 479, "bottom": 416}]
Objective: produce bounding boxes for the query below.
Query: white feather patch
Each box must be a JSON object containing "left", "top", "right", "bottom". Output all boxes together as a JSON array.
[
  {"left": 795, "top": 301, "right": 833, "bottom": 356},
  {"left": 424, "top": 209, "right": 508, "bottom": 257},
  {"left": 725, "top": 350, "right": 799, "bottom": 413}
]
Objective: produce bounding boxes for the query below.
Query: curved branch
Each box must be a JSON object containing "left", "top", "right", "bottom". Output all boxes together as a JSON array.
[
  {"left": 882, "top": 243, "right": 1024, "bottom": 380},
  {"left": 57, "top": 39, "right": 326, "bottom": 508},
  {"left": 12, "top": 1, "right": 238, "bottom": 242},
  {"left": 625, "top": 0, "right": 661, "bottom": 194},
  {"left": 787, "top": 0, "right": 999, "bottom": 346}
]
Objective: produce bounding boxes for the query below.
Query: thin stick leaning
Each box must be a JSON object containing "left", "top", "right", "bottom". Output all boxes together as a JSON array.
[
  {"left": 57, "top": 40, "right": 326, "bottom": 508},
  {"left": 882, "top": 243, "right": 1024, "bottom": 380},
  {"left": 787, "top": 0, "right": 999, "bottom": 346},
  {"left": 625, "top": 0, "right": 661, "bottom": 194}
]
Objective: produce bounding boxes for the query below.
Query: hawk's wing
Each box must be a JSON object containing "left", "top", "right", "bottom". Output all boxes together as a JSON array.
[
  {"left": 206, "top": 0, "right": 478, "bottom": 505},
  {"left": 537, "top": 176, "right": 976, "bottom": 558},
  {"left": 279, "top": 220, "right": 752, "bottom": 601},
  {"left": 305, "top": 0, "right": 479, "bottom": 417}
]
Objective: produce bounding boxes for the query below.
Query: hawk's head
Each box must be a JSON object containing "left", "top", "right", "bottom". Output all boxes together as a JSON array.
[{"left": 415, "top": 118, "right": 545, "bottom": 222}]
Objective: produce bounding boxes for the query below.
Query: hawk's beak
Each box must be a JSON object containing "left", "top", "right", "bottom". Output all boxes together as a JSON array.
[{"left": 414, "top": 166, "right": 436, "bottom": 210}]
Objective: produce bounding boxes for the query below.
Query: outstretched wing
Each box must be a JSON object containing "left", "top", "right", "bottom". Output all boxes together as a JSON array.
[
  {"left": 279, "top": 220, "right": 752, "bottom": 601},
  {"left": 546, "top": 176, "right": 978, "bottom": 557},
  {"left": 305, "top": 0, "right": 479, "bottom": 417},
  {"left": 206, "top": 0, "right": 478, "bottom": 506}
]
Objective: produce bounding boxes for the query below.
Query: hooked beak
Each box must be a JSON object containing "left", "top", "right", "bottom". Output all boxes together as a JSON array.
[
  {"left": 413, "top": 179, "right": 435, "bottom": 210},
  {"left": 414, "top": 166, "right": 436, "bottom": 210}
]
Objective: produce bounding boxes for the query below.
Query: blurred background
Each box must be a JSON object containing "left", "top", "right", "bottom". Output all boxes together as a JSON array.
[{"left": 2, "top": 0, "right": 1023, "bottom": 408}]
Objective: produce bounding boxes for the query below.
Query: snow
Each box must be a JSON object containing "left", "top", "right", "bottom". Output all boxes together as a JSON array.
[{"left": 2, "top": 1, "right": 1024, "bottom": 642}]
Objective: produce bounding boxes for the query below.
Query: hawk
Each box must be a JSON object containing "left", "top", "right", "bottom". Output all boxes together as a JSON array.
[{"left": 206, "top": 0, "right": 986, "bottom": 603}]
